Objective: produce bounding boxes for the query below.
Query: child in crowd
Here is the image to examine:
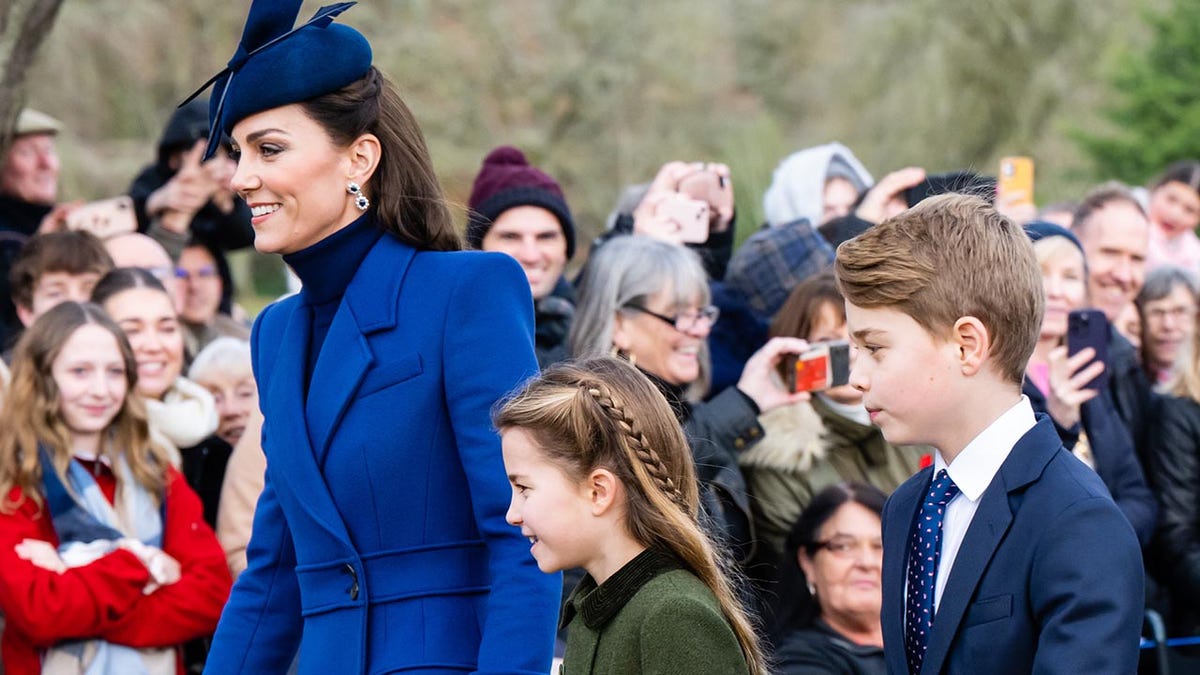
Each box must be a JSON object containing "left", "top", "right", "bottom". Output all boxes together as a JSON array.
[
  {"left": 6, "top": 230, "right": 113, "bottom": 351},
  {"left": 496, "top": 357, "right": 766, "bottom": 674},
  {"left": 0, "top": 301, "right": 230, "bottom": 674},
  {"left": 834, "top": 194, "right": 1143, "bottom": 674}
]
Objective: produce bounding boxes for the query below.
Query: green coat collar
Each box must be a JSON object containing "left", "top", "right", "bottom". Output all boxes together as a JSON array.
[{"left": 561, "top": 548, "right": 681, "bottom": 631}]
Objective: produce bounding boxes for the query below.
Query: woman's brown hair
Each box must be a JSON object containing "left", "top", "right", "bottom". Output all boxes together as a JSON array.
[
  {"left": 301, "top": 66, "right": 461, "bottom": 252},
  {"left": 0, "top": 302, "right": 170, "bottom": 512},
  {"left": 494, "top": 357, "right": 766, "bottom": 675}
]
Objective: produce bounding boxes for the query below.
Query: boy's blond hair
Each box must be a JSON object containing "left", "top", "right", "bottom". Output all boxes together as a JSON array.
[{"left": 834, "top": 193, "right": 1043, "bottom": 385}]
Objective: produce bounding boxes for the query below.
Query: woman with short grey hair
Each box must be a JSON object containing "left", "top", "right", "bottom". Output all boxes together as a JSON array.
[
  {"left": 1136, "top": 265, "right": 1199, "bottom": 385},
  {"left": 570, "top": 234, "right": 810, "bottom": 563}
]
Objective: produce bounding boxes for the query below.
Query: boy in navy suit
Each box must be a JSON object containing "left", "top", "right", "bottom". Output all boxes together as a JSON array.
[{"left": 834, "top": 194, "right": 1143, "bottom": 674}]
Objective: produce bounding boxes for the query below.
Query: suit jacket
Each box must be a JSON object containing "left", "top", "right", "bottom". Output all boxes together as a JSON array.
[
  {"left": 204, "top": 234, "right": 560, "bottom": 674},
  {"left": 1022, "top": 378, "right": 1157, "bottom": 546},
  {"left": 881, "top": 416, "right": 1143, "bottom": 675}
]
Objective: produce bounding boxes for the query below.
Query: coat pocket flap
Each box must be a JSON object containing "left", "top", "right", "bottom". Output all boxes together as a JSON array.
[{"left": 359, "top": 353, "right": 424, "bottom": 397}]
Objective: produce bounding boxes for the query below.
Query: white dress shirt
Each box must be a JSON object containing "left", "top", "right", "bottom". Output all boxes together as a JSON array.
[{"left": 931, "top": 396, "right": 1035, "bottom": 611}]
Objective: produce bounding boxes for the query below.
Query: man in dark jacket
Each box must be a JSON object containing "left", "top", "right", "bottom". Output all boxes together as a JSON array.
[
  {"left": 0, "top": 109, "right": 63, "bottom": 348},
  {"left": 1071, "top": 183, "right": 1156, "bottom": 463},
  {"left": 127, "top": 98, "right": 254, "bottom": 313}
]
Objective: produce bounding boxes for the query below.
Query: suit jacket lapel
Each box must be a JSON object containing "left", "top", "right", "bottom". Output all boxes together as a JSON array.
[
  {"left": 304, "top": 235, "right": 417, "bottom": 463},
  {"left": 883, "top": 470, "right": 927, "bottom": 675},
  {"left": 920, "top": 417, "right": 1061, "bottom": 674},
  {"left": 263, "top": 301, "right": 354, "bottom": 548}
]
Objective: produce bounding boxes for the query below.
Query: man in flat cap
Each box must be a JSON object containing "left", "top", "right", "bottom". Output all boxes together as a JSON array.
[{"left": 0, "top": 107, "right": 64, "bottom": 348}]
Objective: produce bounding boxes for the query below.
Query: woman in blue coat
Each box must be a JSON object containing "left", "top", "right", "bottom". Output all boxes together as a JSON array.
[{"left": 193, "top": 2, "right": 559, "bottom": 673}]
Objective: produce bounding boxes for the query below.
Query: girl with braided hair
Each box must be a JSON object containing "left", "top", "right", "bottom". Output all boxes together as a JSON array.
[{"left": 496, "top": 356, "right": 766, "bottom": 675}]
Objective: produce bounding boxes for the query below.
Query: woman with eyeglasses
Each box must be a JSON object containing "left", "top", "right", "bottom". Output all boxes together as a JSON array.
[
  {"left": 571, "top": 234, "right": 810, "bottom": 566},
  {"left": 769, "top": 482, "right": 886, "bottom": 675},
  {"left": 175, "top": 240, "right": 249, "bottom": 356}
]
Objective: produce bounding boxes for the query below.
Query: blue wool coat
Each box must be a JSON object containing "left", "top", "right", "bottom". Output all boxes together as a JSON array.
[{"left": 204, "top": 234, "right": 559, "bottom": 674}]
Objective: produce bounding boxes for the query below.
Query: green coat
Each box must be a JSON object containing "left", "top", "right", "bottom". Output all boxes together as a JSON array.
[
  {"left": 560, "top": 549, "right": 749, "bottom": 675},
  {"left": 740, "top": 395, "right": 927, "bottom": 562}
]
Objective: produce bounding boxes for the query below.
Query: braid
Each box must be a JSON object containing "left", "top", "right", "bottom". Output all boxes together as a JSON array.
[{"left": 583, "top": 382, "right": 688, "bottom": 509}]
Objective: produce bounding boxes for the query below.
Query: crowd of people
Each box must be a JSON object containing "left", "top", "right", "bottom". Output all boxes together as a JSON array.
[{"left": 0, "top": 3, "right": 1198, "bottom": 674}]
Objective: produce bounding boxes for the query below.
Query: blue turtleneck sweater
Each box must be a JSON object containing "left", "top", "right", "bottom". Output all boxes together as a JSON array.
[{"left": 282, "top": 213, "right": 383, "bottom": 391}]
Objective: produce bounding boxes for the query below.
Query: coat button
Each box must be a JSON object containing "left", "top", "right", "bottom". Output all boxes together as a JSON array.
[{"left": 343, "top": 563, "right": 359, "bottom": 601}]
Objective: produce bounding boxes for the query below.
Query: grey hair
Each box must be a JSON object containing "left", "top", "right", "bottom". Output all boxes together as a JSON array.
[
  {"left": 569, "top": 235, "right": 712, "bottom": 398},
  {"left": 187, "top": 336, "right": 253, "bottom": 386},
  {"left": 1137, "top": 265, "right": 1199, "bottom": 310}
]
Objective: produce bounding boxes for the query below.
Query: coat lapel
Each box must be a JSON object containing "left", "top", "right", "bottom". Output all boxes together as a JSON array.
[
  {"left": 263, "top": 301, "right": 354, "bottom": 547},
  {"left": 883, "top": 471, "right": 927, "bottom": 675},
  {"left": 919, "top": 417, "right": 1060, "bottom": 674},
  {"left": 304, "top": 235, "right": 417, "bottom": 463}
]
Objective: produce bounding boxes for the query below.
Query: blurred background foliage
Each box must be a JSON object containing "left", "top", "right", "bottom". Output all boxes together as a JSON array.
[{"left": 15, "top": 0, "right": 1188, "bottom": 299}]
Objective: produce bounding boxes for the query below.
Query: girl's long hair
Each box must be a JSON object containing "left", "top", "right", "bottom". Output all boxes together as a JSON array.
[
  {"left": 0, "top": 302, "right": 169, "bottom": 512},
  {"left": 494, "top": 357, "right": 765, "bottom": 674}
]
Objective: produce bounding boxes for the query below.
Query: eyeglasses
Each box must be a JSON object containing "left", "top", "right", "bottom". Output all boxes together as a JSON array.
[
  {"left": 176, "top": 265, "right": 219, "bottom": 282},
  {"left": 814, "top": 536, "right": 883, "bottom": 560},
  {"left": 1144, "top": 305, "right": 1196, "bottom": 324},
  {"left": 623, "top": 303, "right": 720, "bottom": 333}
]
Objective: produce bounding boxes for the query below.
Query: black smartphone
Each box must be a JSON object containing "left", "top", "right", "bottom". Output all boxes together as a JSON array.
[
  {"left": 1066, "top": 309, "right": 1109, "bottom": 391},
  {"left": 784, "top": 340, "right": 852, "bottom": 393}
]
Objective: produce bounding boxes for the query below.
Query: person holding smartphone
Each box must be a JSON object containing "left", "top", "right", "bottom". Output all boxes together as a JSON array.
[{"left": 1022, "top": 222, "right": 1156, "bottom": 547}]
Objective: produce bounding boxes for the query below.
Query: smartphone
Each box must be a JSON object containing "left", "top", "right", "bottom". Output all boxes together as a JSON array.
[
  {"left": 66, "top": 195, "right": 137, "bottom": 240},
  {"left": 1066, "top": 309, "right": 1109, "bottom": 391},
  {"left": 657, "top": 193, "right": 711, "bottom": 244},
  {"left": 784, "top": 340, "right": 851, "bottom": 393},
  {"left": 998, "top": 156, "right": 1035, "bottom": 207}
]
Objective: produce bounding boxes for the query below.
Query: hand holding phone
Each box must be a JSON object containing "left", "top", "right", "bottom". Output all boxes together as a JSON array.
[
  {"left": 66, "top": 195, "right": 137, "bottom": 240},
  {"left": 1066, "top": 309, "right": 1109, "bottom": 391}
]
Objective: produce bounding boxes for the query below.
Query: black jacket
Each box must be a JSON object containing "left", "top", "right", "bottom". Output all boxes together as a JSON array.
[
  {"left": 1146, "top": 395, "right": 1200, "bottom": 614},
  {"left": 1107, "top": 327, "right": 1157, "bottom": 467},
  {"left": 773, "top": 620, "right": 886, "bottom": 675}
]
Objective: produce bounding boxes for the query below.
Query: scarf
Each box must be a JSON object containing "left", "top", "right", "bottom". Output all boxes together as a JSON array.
[
  {"left": 38, "top": 447, "right": 174, "bottom": 675},
  {"left": 145, "top": 376, "right": 218, "bottom": 466}
]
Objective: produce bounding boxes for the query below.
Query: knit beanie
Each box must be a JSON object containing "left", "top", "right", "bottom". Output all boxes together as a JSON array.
[{"left": 466, "top": 146, "right": 576, "bottom": 259}]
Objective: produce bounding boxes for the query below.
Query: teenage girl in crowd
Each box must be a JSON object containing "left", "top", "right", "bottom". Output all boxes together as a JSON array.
[
  {"left": 496, "top": 357, "right": 766, "bottom": 674},
  {"left": 91, "top": 268, "right": 227, "bottom": 528},
  {"left": 0, "top": 301, "right": 230, "bottom": 674}
]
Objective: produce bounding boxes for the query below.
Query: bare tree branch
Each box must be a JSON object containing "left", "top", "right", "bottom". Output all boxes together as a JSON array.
[{"left": 0, "top": 0, "right": 65, "bottom": 158}]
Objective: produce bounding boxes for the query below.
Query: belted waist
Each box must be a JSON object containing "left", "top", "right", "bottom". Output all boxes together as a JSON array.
[{"left": 295, "top": 540, "right": 490, "bottom": 616}]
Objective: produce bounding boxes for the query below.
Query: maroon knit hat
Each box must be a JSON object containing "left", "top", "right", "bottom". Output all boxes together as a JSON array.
[{"left": 466, "top": 146, "right": 576, "bottom": 259}]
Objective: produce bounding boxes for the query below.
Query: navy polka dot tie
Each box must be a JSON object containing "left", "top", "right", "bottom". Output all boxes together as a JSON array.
[{"left": 905, "top": 469, "right": 960, "bottom": 674}]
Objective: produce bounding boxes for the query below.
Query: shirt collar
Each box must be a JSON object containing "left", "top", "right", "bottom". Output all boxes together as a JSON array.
[{"left": 934, "top": 395, "right": 1035, "bottom": 502}]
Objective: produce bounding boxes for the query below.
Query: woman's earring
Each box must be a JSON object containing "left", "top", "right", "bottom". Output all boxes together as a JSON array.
[{"left": 347, "top": 182, "right": 369, "bottom": 211}]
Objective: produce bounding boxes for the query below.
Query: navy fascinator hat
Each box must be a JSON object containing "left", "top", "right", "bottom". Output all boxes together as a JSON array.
[{"left": 182, "top": 1, "right": 372, "bottom": 160}]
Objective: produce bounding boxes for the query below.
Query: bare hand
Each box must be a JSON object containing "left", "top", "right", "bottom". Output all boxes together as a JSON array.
[
  {"left": 118, "top": 540, "right": 182, "bottom": 592},
  {"left": 37, "top": 201, "right": 83, "bottom": 234},
  {"left": 855, "top": 167, "right": 926, "bottom": 224},
  {"left": 15, "top": 538, "right": 66, "bottom": 573},
  {"left": 145, "top": 141, "right": 219, "bottom": 231},
  {"left": 678, "top": 162, "right": 734, "bottom": 233},
  {"left": 736, "top": 337, "right": 813, "bottom": 413},
  {"left": 1045, "top": 346, "right": 1103, "bottom": 429}
]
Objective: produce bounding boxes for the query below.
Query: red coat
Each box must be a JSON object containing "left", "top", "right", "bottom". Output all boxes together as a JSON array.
[{"left": 0, "top": 464, "right": 232, "bottom": 674}]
